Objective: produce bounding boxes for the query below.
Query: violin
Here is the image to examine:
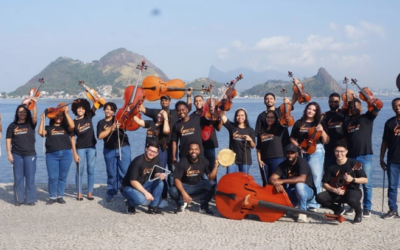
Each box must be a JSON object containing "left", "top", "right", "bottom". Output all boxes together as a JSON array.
[
  {"left": 22, "top": 78, "right": 45, "bottom": 110},
  {"left": 218, "top": 74, "right": 243, "bottom": 111},
  {"left": 78, "top": 80, "right": 106, "bottom": 109},
  {"left": 115, "top": 60, "right": 147, "bottom": 131},
  {"left": 45, "top": 102, "right": 74, "bottom": 119},
  {"left": 300, "top": 113, "right": 326, "bottom": 154},
  {"left": 288, "top": 71, "right": 311, "bottom": 104},
  {"left": 203, "top": 84, "right": 219, "bottom": 121},
  {"left": 329, "top": 162, "right": 362, "bottom": 191},
  {"left": 341, "top": 77, "right": 356, "bottom": 115},
  {"left": 350, "top": 78, "right": 383, "bottom": 112},
  {"left": 142, "top": 76, "right": 209, "bottom": 101},
  {"left": 279, "top": 87, "right": 294, "bottom": 127},
  {"left": 215, "top": 172, "right": 344, "bottom": 223}
]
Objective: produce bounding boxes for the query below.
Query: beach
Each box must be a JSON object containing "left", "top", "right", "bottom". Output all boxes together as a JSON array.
[{"left": 0, "top": 183, "right": 398, "bottom": 250}]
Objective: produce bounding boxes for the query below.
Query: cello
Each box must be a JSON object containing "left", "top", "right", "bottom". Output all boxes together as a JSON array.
[
  {"left": 115, "top": 60, "right": 147, "bottom": 131},
  {"left": 78, "top": 80, "right": 106, "bottom": 109},
  {"left": 350, "top": 78, "right": 383, "bottom": 112},
  {"left": 288, "top": 71, "right": 311, "bottom": 104},
  {"left": 300, "top": 113, "right": 326, "bottom": 154},
  {"left": 341, "top": 77, "right": 356, "bottom": 115},
  {"left": 215, "top": 172, "right": 344, "bottom": 223},
  {"left": 22, "top": 78, "right": 45, "bottom": 110},
  {"left": 218, "top": 74, "right": 243, "bottom": 111},
  {"left": 279, "top": 87, "right": 295, "bottom": 127}
]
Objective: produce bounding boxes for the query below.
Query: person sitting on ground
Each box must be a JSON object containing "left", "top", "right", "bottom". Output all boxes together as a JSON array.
[
  {"left": 169, "top": 142, "right": 218, "bottom": 215},
  {"left": 316, "top": 140, "right": 368, "bottom": 224},
  {"left": 268, "top": 143, "right": 316, "bottom": 223},
  {"left": 121, "top": 141, "right": 166, "bottom": 215}
]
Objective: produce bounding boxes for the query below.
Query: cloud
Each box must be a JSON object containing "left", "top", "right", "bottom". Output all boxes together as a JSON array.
[
  {"left": 360, "top": 21, "right": 385, "bottom": 38},
  {"left": 329, "top": 22, "right": 338, "bottom": 30},
  {"left": 345, "top": 21, "right": 385, "bottom": 39},
  {"left": 345, "top": 25, "right": 365, "bottom": 39},
  {"left": 216, "top": 47, "right": 231, "bottom": 60},
  {"left": 254, "top": 36, "right": 291, "bottom": 50}
]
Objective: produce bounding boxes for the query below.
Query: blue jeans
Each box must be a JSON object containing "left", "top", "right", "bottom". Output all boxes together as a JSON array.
[
  {"left": 122, "top": 180, "right": 164, "bottom": 207},
  {"left": 158, "top": 147, "right": 169, "bottom": 199},
  {"left": 12, "top": 153, "right": 37, "bottom": 204},
  {"left": 169, "top": 180, "right": 216, "bottom": 209},
  {"left": 285, "top": 183, "right": 315, "bottom": 211},
  {"left": 260, "top": 157, "right": 284, "bottom": 186},
  {"left": 226, "top": 164, "right": 251, "bottom": 174},
  {"left": 46, "top": 149, "right": 73, "bottom": 198},
  {"left": 104, "top": 145, "right": 130, "bottom": 196},
  {"left": 302, "top": 144, "right": 324, "bottom": 209},
  {"left": 76, "top": 146, "right": 96, "bottom": 193},
  {"left": 349, "top": 154, "right": 372, "bottom": 210},
  {"left": 387, "top": 162, "right": 400, "bottom": 211}
]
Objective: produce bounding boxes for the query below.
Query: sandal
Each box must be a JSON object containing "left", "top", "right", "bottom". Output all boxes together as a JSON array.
[
  {"left": 87, "top": 193, "right": 94, "bottom": 201},
  {"left": 77, "top": 193, "right": 83, "bottom": 201}
]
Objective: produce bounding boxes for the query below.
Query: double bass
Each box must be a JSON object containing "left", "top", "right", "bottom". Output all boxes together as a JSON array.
[
  {"left": 288, "top": 71, "right": 311, "bottom": 104},
  {"left": 22, "top": 78, "right": 45, "bottom": 110},
  {"left": 300, "top": 113, "right": 326, "bottom": 154},
  {"left": 78, "top": 80, "right": 106, "bottom": 109},
  {"left": 279, "top": 87, "right": 294, "bottom": 127},
  {"left": 218, "top": 74, "right": 243, "bottom": 111},
  {"left": 215, "top": 172, "right": 344, "bottom": 223},
  {"left": 350, "top": 78, "right": 383, "bottom": 112}
]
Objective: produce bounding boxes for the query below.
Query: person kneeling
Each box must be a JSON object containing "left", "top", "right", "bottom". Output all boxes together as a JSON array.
[
  {"left": 269, "top": 143, "right": 316, "bottom": 223},
  {"left": 316, "top": 140, "right": 367, "bottom": 224},
  {"left": 169, "top": 142, "right": 218, "bottom": 215},
  {"left": 121, "top": 141, "right": 166, "bottom": 215}
]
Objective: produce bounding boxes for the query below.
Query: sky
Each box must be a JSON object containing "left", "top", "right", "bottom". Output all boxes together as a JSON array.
[{"left": 1, "top": 0, "right": 399, "bottom": 92}]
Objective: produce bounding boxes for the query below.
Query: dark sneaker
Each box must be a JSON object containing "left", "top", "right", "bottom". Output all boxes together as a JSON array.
[
  {"left": 199, "top": 207, "right": 214, "bottom": 215},
  {"left": 125, "top": 201, "right": 136, "bottom": 215},
  {"left": 362, "top": 209, "right": 371, "bottom": 218},
  {"left": 106, "top": 194, "right": 114, "bottom": 202},
  {"left": 174, "top": 202, "right": 188, "bottom": 214},
  {"left": 382, "top": 210, "right": 398, "bottom": 219},
  {"left": 307, "top": 207, "right": 317, "bottom": 212},
  {"left": 334, "top": 205, "right": 345, "bottom": 216},
  {"left": 147, "top": 206, "right": 164, "bottom": 215},
  {"left": 25, "top": 202, "right": 35, "bottom": 206},
  {"left": 46, "top": 199, "right": 57, "bottom": 205},
  {"left": 15, "top": 202, "right": 22, "bottom": 206},
  {"left": 354, "top": 213, "right": 362, "bottom": 224},
  {"left": 345, "top": 208, "right": 355, "bottom": 215},
  {"left": 57, "top": 198, "right": 66, "bottom": 204}
]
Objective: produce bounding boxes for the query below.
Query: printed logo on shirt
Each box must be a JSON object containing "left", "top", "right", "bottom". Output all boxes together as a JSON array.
[
  {"left": 328, "top": 119, "right": 342, "bottom": 129},
  {"left": 51, "top": 128, "right": 66, "bottom": 135},
  {"left": 142, "top": 167, "right": 152, "bottom": 175},
  {"left": 14, "top": 126, "right": 28, "bottom": 135},
  {"left": 299, "top": 124, "right": 310, "bottom": 133},
  {"left": 180, "top": 126, "right": 195, "bottom": 136},
  {"left": 287, "top": 169, "right": 298, "bottom": 179},
  {"left": 186, "top": 166, "right": 200, "bottom": 177},
  {"left": 347, "top": 123, "right": 360, "bottom": 133},
  {"left": 77, "top": 123, "right": 91, "bottom": 133},
  {"left": 260, "top": 133, "right": 274, "bottom": 142},
  {"left": 394, "top": 125, "right": 400, "bottom": 136},
  {"left": 233, "top": 131, "right": 246, "bottom": 141}
]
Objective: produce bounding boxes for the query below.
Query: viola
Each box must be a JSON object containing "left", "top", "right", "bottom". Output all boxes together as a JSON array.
[
  {"left": 115, "top": 61, "right": 147, "bottom": 131},
  {"left": 22, "top": 78, "right": 45, "bottom": 110},
  {"left": 329, "top": 162, "right": 362, "bottom": 191},
  {"left": 341, "top": 77, "right": 356, "bottom": 115},
  {"left": 142, "top": 76, "right": 209, "bottom": 101},
  {"left": 78, "top": 80, "right": 106, "bottom": 109},
  {"left": 288, "top": 71, "right": 311, "bottom": 104},
  {"left": 45, "top": 102, "right": 74, "bottom": 119},
  {"left": 215, "top": 172, "right": 344, "bottom": 223},
  {"left": 300, "top": 113, "right": 326, "bottom": 154},
  {"left": 350, "top": 78, "right": 383, "bottom": 112},
  {"left": 279, "top": 87, "right": 294, "bottom": 127},
  {"left": 218, "top": 74, "right": 243, "bottom": 111}
]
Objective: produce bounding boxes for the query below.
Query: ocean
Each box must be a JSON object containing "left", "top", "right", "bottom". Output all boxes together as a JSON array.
[{"left": 0, "top": 97, "right": 395, "bottom": 187}]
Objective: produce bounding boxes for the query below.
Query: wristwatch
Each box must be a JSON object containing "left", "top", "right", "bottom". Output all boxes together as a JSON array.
[{"left": 352, "top": 177, "right": 356, "bottom": 183}]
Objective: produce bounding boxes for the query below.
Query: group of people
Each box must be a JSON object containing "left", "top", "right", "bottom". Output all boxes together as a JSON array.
[{"left": 3, "top": 80, "right": 400, "bottom": 224}]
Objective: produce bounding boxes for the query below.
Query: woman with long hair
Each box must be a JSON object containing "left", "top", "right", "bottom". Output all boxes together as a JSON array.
[
  {"left": 6, "top": 104, "right": 38, "bottom": 206},
  {"left": 290, "top": 101, "right": 329, "bottom": 211},
  {"left": 71, "top": 98, "right": 98, "bottom": 201},
  {"left": 220, "top": 108, "right": 255, "bottom": 174},
  {"left": 256, "top": 110, "right": 290, "bottom": 186},
  {"left": 38, "top": 106, "right": 74, "bottom": 204},
  {"left": 97, "top": 102, "right": 130, "bottom": 202}
]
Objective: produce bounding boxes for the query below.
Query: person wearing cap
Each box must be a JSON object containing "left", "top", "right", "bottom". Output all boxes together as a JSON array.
[{"left": 269, "top": 143, "right": 316, "bottom": 223}]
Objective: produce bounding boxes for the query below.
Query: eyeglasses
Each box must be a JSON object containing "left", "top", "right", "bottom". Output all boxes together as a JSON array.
[
  {"left": 18, "top": 111, "right": 27, "bottom": 114},
  {"left": 146, "top": 148, "right": 158, "bottom": 154},
  {"left": 334, "top": 150, "right": 347, "bottom": 154}
]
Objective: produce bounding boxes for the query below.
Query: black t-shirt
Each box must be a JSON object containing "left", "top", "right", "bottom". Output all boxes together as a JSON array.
[
  {"left": 174, "top": 156, "right": 210, "bottom": 185},
  {"left": 171, "top": 116, "right": 204, "bottom": 159},
  {"left": 190, "top": 112, "right": 219, "bottom": 149},
  {"left": 223, "top": 120, "right": 255, "bottom": 165},
  {"left": 323, "top": 110, "right": 348, "bottom": 156},
  {"left": 73, "top": 110, "right": 97, "bottom": 149},
  {"left": 382, "top": 117, "right": 400, "bottom": 163},
  {"left": 343, "top": 111, "right": 376, "bottom": 157},
  {"left": 45, "top": 125, "right": 72, "bottom": 153},
  {"left": 290, "top": 120, "right": 327, "bottom": 145},
  {"left": 322, "top": 159, "right": 367, "bottom": 190},
  {"left": 6, "top": 121, "right": 37, "bottom": 156},
  {"left": 274, "top": 157, "right": 315, "bottom": 192},
  {"left": 96, "top": 117, "right": 129, "bottom": 150},
  {"left": 255, "top": 108, "right": 283, "bottom": 134},
  {"left": 143, "top": 108, "right": 179, "bottom": 144},
  {"left": 122, "top": 154, "right": 161, "bottom": 186},
  {"left": 256, "top": 125, "right": 290, "bottom": 160},
  {"left": 144, "top": 120, "right": 168, "bottom": 151}
]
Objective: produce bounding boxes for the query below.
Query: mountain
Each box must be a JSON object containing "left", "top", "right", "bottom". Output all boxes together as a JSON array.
[
  {"left": 208, "top": 66, "right": 288, "bottom": 91},
  {"left": 242, "top": 67, "right": 344, "bottom": 97},
  {"left": 9, "top": 48, "right": 169, "bottom": 97}
]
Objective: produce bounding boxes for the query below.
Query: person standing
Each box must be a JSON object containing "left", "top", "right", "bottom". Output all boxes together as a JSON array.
[
  {"left": 380, "top": 98, "right": 400, "bottom": 219},
  {"left": 6, "top": 104, "right": 38, "bottom": 206},
  {"left": 38, "top": 106, "right": 74, "bottom": 204}
]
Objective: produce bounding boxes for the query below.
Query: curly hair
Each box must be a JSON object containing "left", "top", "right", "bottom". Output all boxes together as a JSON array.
[
  {"left": 103, "top": 102, "right": 117, "bottom": 112},
  {"left": 71, "top": 98, "right": 91, "bottom": 117}
]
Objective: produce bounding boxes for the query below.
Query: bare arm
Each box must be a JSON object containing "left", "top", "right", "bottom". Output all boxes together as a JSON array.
[
  {"left": 38, "top": 113, "right": 46, "bottom": 137},
  {"left": 6, "top": 138, "right": 13, "bottom": 163},
  {"left": 64, "top": 107, "right": 75, "bottom": 132},
  {"left": 174, "top": 178, "right": 191, "bottom": 203},
  {"left": 207, "top": 159, "right": 219, "bottom": 181},
  {"left": 172, "top": 141, "right": 177, "bottom": 163},
  {"left": 71, "top": 136, "right": 80, "bottom": 163},
  {"left": 187, "top": 88, "right": 192, "bottom": 112},
  {"left": 380, "top": 140, "right": 388, "bottom": 170},
  {"left": 131, "top": 180, "right": 154, "bottom": 201},
  {"left": 133, "top": 115, "right": 146, "bottom": 128},
  {"left": 31, "top": 105, "right": 37, "bottom": 125}
]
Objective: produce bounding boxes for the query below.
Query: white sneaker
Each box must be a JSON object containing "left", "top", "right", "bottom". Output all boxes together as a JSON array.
[
  {"left": 158, "top": 199, "right": 169, "bottom": 208},
  {"left": 174, "top": 202, "right": 187, "bottom": 213},
  {"left": 297, "top": 214, "right": 308, "bottom": 223}
]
